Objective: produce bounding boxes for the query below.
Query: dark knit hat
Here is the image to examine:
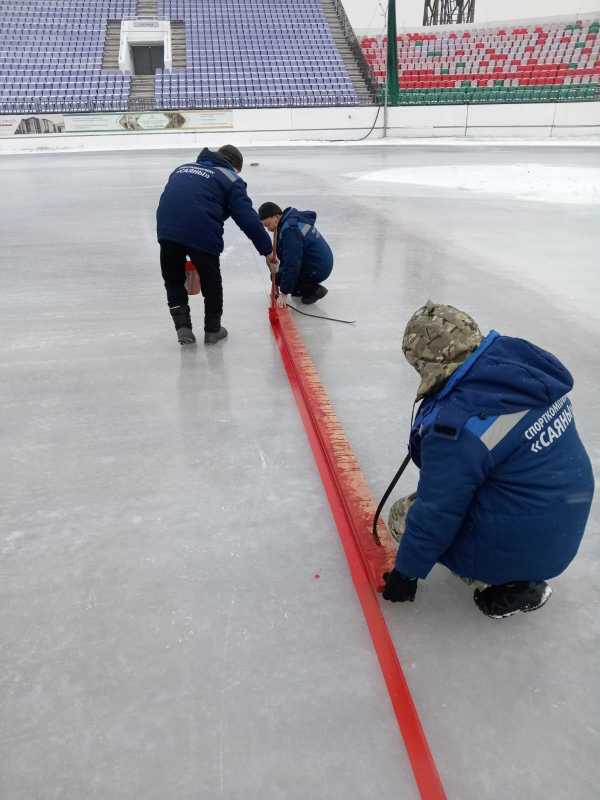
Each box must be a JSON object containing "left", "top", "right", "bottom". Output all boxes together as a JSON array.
[
  {"left": 218, "top": 144, "right": 243, "bottom": 172},
  {"left": 258, "top": 202, "right": 283, "bottom": 220}
]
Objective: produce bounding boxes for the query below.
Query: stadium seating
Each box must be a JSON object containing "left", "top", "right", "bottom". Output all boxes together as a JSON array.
[
  {"left": 155, "top": 0, "right": 358, "bottom": 108},
  {"left": 10, "top": 3, "right": 593, "bottom": 113},
  {"left": 361, "top": 17, "right": 600, "bottom": 104},
  {"left": 0, "top": 1, "right": 134, "bottom": 113},
  {"left": 0, "top": 0, "right": 358, "bottom": 113}
]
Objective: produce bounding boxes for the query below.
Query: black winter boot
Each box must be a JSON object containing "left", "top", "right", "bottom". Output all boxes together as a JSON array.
[
  {"left": 204, "top": 313, "right": 228, "bottom": 345},
  {"left": 169, "top": 305, "right": 196, "bottom": 345},
  {"left": 204, "top": 328, "right": 228, "bottom": 344},
  {"left": 474, "top": 581, "right": 552, "bottom": 619},
  {"left": 301, "top": 285, "right": 328, "bottom": 305}
]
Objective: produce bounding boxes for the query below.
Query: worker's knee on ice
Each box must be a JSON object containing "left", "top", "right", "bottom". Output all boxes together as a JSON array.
[{"left": 388, "top": 492, "right": 417, "bottom": 543}]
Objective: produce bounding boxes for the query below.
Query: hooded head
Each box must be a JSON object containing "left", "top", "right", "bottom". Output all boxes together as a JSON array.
[{"left": 403, "top": 301, "right": 484, "bottom": 399}]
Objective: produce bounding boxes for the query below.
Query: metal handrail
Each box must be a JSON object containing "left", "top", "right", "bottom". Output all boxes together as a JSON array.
[
  {"left": 2, "top": 85, "right": 597, "bottom": 116},
  {"left": 0, "top": 92, "right": 378, "bottom": 116}
]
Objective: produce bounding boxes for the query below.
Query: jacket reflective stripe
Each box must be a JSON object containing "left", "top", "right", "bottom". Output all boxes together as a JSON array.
[
  {"left": 215, "top": 166, "right": 238, "bottom": 183},
  {"left": 280, "top": 221, "right": 313, "bottom": 237},
  {"left": 480, "top": 409, "right": 530, "bottom": 450}
]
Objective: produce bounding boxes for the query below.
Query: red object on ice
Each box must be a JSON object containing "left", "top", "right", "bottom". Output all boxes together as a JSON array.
[
  {"left": 185, "top": 260, "right": 201, "bottom": 295},
  {"left": 269, "top": 301, "right": 447, "bottom": 800},
  {"left": 270, "top": 306, "right": 396, "bottom": 591}
]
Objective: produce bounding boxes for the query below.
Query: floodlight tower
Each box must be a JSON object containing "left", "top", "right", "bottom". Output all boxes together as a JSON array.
[{"left": 422, "top": 0, "right": 475, "bottom": 26}]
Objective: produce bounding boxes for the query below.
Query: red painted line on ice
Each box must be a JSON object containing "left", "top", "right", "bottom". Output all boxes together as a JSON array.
[{"left": 270, "top": 305, "right": 447, "bottom": 800}]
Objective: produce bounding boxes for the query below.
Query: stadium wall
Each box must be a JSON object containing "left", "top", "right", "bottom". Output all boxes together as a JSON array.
[{"left": 0, "top": 102, "right": 599, "bottom": 153}]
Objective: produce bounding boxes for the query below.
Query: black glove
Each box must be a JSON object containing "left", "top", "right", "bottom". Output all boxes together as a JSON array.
[{"left": 382, "top": 570, "right": 418, "bottom": 603}]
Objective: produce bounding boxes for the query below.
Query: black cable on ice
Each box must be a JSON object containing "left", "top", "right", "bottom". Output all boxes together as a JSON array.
[{"left": 285, "top": 303, "right": 356, "bottom": 325}]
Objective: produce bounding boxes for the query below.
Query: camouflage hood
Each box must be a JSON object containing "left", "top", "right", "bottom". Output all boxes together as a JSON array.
[{"left": 402, "top": 302, "right": 484, "bottom": 399}]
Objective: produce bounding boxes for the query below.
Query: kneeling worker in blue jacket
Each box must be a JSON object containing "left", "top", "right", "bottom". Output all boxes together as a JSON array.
[
  {"left": 383, "top": 302, "right": 594, "bottom": 619},
  {"left": 156, "top": 145, "right": 274, "bottom": 345},
  {"left": 258, "top": 203, "right": 333, "bottom": 307}
]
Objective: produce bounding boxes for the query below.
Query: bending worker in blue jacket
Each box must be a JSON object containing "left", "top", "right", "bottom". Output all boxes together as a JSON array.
[
  {"left": 383, "top": 302, "right": 594, "bottom": 619},
  {"left": 258, "top": 202, "right": 333, "bottom": 306},
  {"left": 156, "top": 145, "right": 274, "bottom": 345}
]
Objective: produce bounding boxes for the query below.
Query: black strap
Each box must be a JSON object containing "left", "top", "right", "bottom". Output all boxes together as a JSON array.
[
  {"left": 372, "top": 451, "right": 412, "bottom": 546},
  {"left": 286, "top": 304, "right": 356, "bottom": 325}
]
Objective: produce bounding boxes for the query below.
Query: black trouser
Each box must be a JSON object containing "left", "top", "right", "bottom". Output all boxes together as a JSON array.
[
  {"left": 160, "top": 240, "right": 222, "bottom": 332},
  {"left": 291, "top": 260, "right": 333, "bottom": 296}
]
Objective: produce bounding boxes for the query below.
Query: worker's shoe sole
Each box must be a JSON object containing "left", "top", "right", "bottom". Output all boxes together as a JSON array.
[{"left": 474, "top": 581, "right": 552, "bottom": 619}]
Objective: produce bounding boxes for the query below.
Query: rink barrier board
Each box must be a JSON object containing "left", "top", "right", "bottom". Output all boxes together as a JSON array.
[
  {"left": 269, "top": 305, "right": 447, "bottom": 800},
  {"left": 1, "top": 102, "right": 599, "bottom": 153}
]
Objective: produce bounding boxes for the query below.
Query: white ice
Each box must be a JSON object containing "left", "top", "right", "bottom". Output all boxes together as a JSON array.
[
  {"left": 350, "top": 162, "right": 600, "bottom": 205},
  {"left": 1, "top": 143, "right": 599, "bottom": 800}
]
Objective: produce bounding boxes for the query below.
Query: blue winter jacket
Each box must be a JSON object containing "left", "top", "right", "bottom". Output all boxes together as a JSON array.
[
  {"left": 275, "top": 208, "right": 334, "bottom": 295},
  {"left": 395, "top": 332, "right": 594, "bottom": 584},
  {"left": 156, "top": 149, "right": 272, "bottom": 257}
]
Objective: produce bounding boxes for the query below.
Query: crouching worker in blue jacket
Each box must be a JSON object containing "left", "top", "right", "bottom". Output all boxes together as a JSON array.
[
  {"left": 156, "top": 145, "right": 274, "bottom": 345},
  {"left": 383, "top": 302, "right": 594, "bottom": 619},
  {"left": 258, "top": 203, "right": 333, "bottom": 307}
]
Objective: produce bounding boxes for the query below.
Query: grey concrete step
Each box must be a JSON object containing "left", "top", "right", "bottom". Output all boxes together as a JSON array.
[
  {"left": 128, "top": 74, "right": 156, "bottom": 108},
  {"left": 136, "top": 0, "right": 157, "bottom": 15},
  {"left": 102, "top": 21, "right": 122, "bottom": 70},
  {"left": 171, "top": 21, "right": 187, "bottom": 69}
]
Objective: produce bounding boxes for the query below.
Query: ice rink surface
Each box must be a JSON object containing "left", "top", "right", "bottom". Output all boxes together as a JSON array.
[{"left": 1, "top": 143, "right": 599, "bottom": 799}]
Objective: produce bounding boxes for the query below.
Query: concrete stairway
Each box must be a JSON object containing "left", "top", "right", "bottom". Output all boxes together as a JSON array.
[
  {"left": 128, "top": 75, "right": 155, "bottom": 109},
  {"left": 171, "top": 21, "right": 187, "bottom": 68},
  {"left": 102, "top": 21, "right": 122, "bottom": 70},
  {"left": 127, "top": 1, "right": 159, "bottom": 108},
  {"left": 136, "top": 0, "right": 157, "bottom": 15},
  {"left": 319, "top": 0, "right": 377, "bottom": 101}
]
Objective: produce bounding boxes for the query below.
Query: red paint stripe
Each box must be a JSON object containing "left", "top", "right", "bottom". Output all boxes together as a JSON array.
[{"left": 270, "top": 307, "right": 447, "bottom": 800}]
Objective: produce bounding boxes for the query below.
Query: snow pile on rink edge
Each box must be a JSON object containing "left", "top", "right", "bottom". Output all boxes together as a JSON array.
[{"left": 349, "top": 163, "right": 600, "bottom": 205}]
